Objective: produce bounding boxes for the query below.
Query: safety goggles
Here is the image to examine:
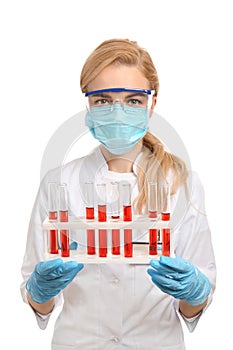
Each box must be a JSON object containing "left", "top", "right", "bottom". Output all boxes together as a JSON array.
[{"left": 85, "top": 88, "right": 155, "bottom": 114}]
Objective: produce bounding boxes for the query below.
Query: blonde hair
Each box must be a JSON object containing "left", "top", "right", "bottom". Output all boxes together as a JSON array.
[
  {"left": 80, "top": 39, "right": 188, "bottom": 213},
  {"left": 80, "top": 38, "right": 159, "bottom": 94}
]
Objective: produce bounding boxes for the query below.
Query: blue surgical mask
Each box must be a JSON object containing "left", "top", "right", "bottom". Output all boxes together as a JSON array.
[{"left": 85, "top": 105, "right": 149, "bottom": 155}]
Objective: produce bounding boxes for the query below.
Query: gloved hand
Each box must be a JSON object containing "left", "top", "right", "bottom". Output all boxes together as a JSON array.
[
  {"left": 26, "top": 258, "right": 84, "bottom": 304},
  {"left": 147, "top": 256, "right": 212, "bottom": 306}
]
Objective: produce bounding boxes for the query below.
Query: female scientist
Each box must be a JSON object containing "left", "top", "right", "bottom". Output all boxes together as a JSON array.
[{"left": 21, "top": 39, "right": 216, "bottom": 349}]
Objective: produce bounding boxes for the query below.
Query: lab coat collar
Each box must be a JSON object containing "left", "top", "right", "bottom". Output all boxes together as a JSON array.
[{"left": 95, "top": 146, "right": 142, "bottom": 178}]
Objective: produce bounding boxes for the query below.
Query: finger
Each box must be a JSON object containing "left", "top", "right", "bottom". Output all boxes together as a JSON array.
[
  {"left": 59, "top": 263, "right": 84, "bottom": 289},
  {"left": 149, "top": 272, "right": 185, "bottom": 297},
  {"left": 159, "top": 256, "right": 192, "bottom": 273},
  {"left": 148, "top": 266, "right": 180, "bottom": 281},
  {"left": 61, "top": 261, "right": 84, "bottom": 275},
  {"left": 70, "top": 241, "right": 78, "bottom": 250},
  {"left": 40, "top": 262, "right": 84, "bottom": 288},
  {"left": 147, "top": 268, "right": 156, "bottom": 278},
  {"left": 36, "top": 258, "right": 63, "bottom": 276},
  {"left": 152, "top": 273, "right": 181, "bottom": 290},
  {"left": 150, "top": 260, "right": 180, "bottom": 278},
  {"left": 148, "top": 269, "right": 177, "bottom": 289}
]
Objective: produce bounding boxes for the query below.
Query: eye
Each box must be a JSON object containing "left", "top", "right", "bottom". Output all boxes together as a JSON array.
[
  {"left": 94, "top": 98, "right": 111, "bottom": 106},
  {"left": 127, "top": 98, "right": 142, "bottom": 106},
  {"left": 126, "top": 94, "right": 148, "bottom": 107},
  {"left": 89, "top": 97, "right": 112, "bottom": 107}
]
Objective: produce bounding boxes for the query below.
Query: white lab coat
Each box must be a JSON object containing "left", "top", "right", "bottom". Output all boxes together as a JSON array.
[{"left": 20, "top": 146, "right": 216, "bottom": 350}]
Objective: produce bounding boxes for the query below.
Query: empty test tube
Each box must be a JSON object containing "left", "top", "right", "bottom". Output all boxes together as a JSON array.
[
  {"left": 48, "top": 182, "right": 58, "bottom": 254},
  {"left": 148, "top": 182, "right": 158, "bottom": 255},
  {"left": 110, "top": 182, "right": 120, "bottom": 255},
  {"left": 84, "top": 182, "right": 96, "bottom": 255},
  {"left": 161, "top": 183, "right": 171, "bottom": 256},
  {"left": 123, "top": 183, "right": 132, "bottom": 258},
  {"left": 97, "top": 183, "right": 107, "bottom": 257},
  {"left": 59, "top": 183, "right": 70, "bottom": 257}
]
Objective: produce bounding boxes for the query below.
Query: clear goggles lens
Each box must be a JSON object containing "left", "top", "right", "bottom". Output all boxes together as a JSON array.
[{"left": 85, "top": 88, "right": 155, "bottom": 114}]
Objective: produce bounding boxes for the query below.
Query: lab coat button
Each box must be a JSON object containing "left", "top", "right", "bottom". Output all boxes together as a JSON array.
[
  {"left": 112, "top": 277, "right": 119, "bottom": 284},
  {"left": 112, "top": 336, "right": 120, "bottom": 343}
]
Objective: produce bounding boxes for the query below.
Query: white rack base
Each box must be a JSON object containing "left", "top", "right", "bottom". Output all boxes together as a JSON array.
[
  {"left": 43, "top": 215, "right": 174, "bottom": 264},
  {"left": 44, "top": 243, "right": 174, "bottom": 264}
]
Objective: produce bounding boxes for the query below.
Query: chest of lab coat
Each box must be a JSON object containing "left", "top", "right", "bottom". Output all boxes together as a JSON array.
[{"left": 21, "top": 147, "right": 215, "bottom": 349}]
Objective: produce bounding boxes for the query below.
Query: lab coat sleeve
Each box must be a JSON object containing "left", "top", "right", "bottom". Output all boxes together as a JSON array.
[
  {"left": 20, "top": 172, "right": 63, "bottom": 329},
  {"left": 172, "top": 171, "right": 216, "bottom": 332},
  {"left": 175, "top": 288, "right": 214, "bottom": 332},
  {"left": 28, "top": 304, "right": 54, "bottom": 330}
]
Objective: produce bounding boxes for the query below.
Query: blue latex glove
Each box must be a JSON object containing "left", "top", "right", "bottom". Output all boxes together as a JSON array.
[
  {"left": 26, "top": 258, "right": 84, "bottom": 304},
  {"left": 147, "top": 256, "right": 212, "bottom": 306},
  {"left": 69, "top": 241, "right": 78, "bottom": 250}
]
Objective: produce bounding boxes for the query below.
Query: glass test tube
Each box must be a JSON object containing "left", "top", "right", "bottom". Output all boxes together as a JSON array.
[
  {"left": 123, "top": 183, "right": 132, "bottom": 258},
  {"left": 161, "top": 183, "right": 171, "bottom": 221},
  {"left": 59, "top": 183, "right": 70, "bottom": 257},
  {"left": 85, "top": 182, "right": 96, "bottom": 255},
  {"left": 48, "top": 182, "right": 58, "bottom": 254},
  {"left": 110, "top": 182, "right": 120, "bottom": 255},
  {"left": 148, "top": 182, "right": 158, "bottom": 255},
  {"left": 97, "top": 183, "right": 107, "bottom": 257},
  {"left": 161, "top": 183, "right": 171, "bottom": 256}
]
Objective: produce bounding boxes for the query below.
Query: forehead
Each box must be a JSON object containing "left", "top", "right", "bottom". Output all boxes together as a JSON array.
[{"left": 87, "top": 65, "right": 150, "bottom": 91}]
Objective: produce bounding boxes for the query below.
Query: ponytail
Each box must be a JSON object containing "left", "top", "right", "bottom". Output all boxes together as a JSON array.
[{"left": 135, "top": 131, "right": 188, "bottom": 214}]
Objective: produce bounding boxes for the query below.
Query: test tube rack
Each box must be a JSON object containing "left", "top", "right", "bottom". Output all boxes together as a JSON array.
[{"left": 43, "top": 215, "right": 174, "bottom": 264}]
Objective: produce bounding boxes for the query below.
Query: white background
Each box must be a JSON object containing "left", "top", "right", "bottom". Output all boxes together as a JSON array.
[{"left": 1, "top": 0, "right": 232, "bottom": 348}]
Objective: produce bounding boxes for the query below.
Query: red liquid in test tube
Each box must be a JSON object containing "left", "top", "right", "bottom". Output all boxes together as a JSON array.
[
  {"left": 59, "top": 184, "right": 70, "bottom": 257},
  {"left": 124, "top": 228, "right": 132, "bottom": 257},
  {"left": 149, "top": 211, "right": 158, "bottom": 219},
  {"left": 98, "top": 205, "right": 107, "bottom": 221},
  {"left": 48, "top": 182, "right": 58, "bottom": 254},
  {"left": 161, "top": 212, "right": 170, "bottom": 221},
  {"left": 98, "top": 205, "right": 107, "bottom": 257},
  {"left": 111, "top": 226, "right": 120, "bottom": 255},
  {"left": 60, "top": 210, "right": 70, "bottom": 257},
  {"left": 149, "top": 210, "right": 158, "bottom": 256},
  {"left": 110, "top": 182, "right": 120, "bottom": 255},
  {"left": 86, "top": 209, "right": 96, "bottom": 255},
  {"left": 97, "top": 184, "right": 107, "bottom": 258},
  {"left": 148, "top": 182, "right": 158, "bottom": 256},
  {"left": 161, "top": 183, "right": 171, "bottom": 257},
  {"left": 123, "top": 184, "right": 132, "bottom": 258},
  {"left": 162, "top": 228, "right": 170, "bottom": 256},
  {"left": 85, "top": 182, "right": 96, "bottom": 255},
  {"left": 86, "top": 207, "right": 94, "bottom": 220},
  {"left": 123, "top": 205, "right": 132, "bottom": 221},
  {"left": 149, "top": 228, "right": 157, "bottom": 255},
  {"left": 86, "top": 221, "right": 95, "bottom": 255},
  {"left": 49, "top": 211, "right": 59, "bottom": 254},
  {"left": 111, "top": 213, "right": 120, "bottom": 255}
]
